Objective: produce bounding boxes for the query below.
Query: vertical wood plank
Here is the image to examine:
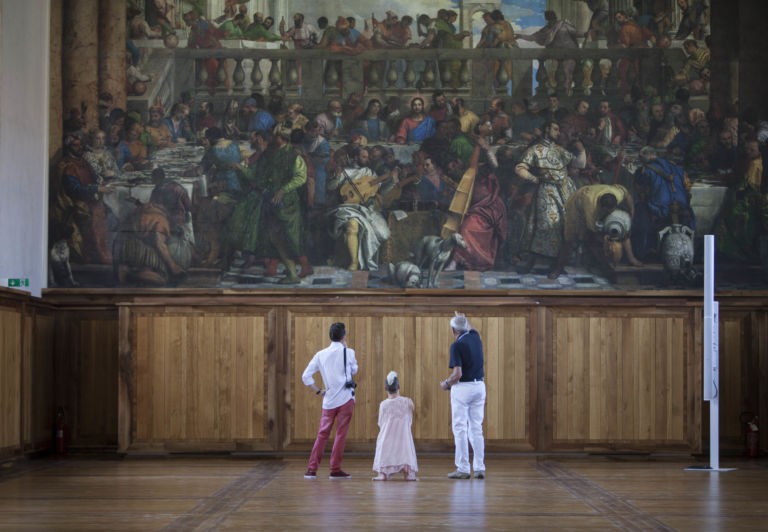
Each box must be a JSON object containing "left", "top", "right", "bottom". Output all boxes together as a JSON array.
[{"left": 0, "top": 309, "right": 22, "bottom": 452}]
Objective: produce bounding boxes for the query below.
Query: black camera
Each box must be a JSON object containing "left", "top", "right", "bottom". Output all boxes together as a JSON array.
[{"left": 345, "top": 380, "right": 357, "bottom": 389}]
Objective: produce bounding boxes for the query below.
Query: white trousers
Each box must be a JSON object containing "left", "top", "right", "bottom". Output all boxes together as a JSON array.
[{"left": 450, "top": 381, "right": 486, "bottom": 473}]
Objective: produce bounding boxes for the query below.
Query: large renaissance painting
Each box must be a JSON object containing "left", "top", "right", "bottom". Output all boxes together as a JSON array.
[{"left": 48, "top": 0, "right": 768, "bottom": 290}]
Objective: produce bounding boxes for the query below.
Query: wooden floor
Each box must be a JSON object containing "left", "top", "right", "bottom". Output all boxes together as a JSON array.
[{"left": 0, "top": 455, "right": 766, "bottom": 531}]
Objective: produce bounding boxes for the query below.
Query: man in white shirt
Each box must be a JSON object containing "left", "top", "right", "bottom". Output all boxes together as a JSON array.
[{"left": 302, "top": 322, "right": 358, "bottom": 479}]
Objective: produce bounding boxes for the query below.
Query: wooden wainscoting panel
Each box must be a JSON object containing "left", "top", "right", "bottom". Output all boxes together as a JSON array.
[
  {"left": 132, "top": 310, "right": 268, "bottom": 448},
  {"left": 54, "top": 310, "right": 119, "bottom": 448},
  {"left": 288, "top": 311, "right": 531, "bottom": 448},
  {"left": 388, "top": 315, "right": 453, "bottom": 443},
  {"left": 756, "top": 310, "right": 768, "bottom": 454},
  {"left": 474, "top": 314, "right": 531, "bottom": 444},
  {"left": 77, "top": 318, "right": 119, "bottom": 444},
  {"left": 289, "top": 313, "right": 383, "bottom": 444},
  {"left": 552, "top": 309, "right": 694, "bottom": 450},
  {"left": 24, "top": 312, "right": 55, "bottom": 451},
  {"left": 0, "top": 307, "right": 22, "bottom": 454},
  {"left": 718, "top": 311, "right": 752, "bottom": 448},
  {"left": 290, "top": 313, "right": 350, "bottom": 444}
]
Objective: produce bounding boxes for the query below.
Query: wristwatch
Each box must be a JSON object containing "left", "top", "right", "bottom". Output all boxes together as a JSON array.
[{"left": 316, "top": 389, "right": 322, "bottom": 395}]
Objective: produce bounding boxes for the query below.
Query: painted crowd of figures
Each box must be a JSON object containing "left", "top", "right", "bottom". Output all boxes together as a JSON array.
[{"left": 50, "top": 1, "right": 767, "bottom": 288}]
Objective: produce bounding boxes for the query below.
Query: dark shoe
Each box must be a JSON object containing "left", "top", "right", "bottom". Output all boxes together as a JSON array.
[
  {"left": 447, "top": 470, "right": 470, "bottom": 479},
  {"left": 329, "top": 470, "right": 351, "bottom": 479},
  {"left": 515, "top": 256, "right": 535, "bottom": 274},
  {"left": 474, "top": 470, "right": 485, "bottom": 479},
  {"left": 547, "top": 268, "right": 564, "bottom": 280},
  {"left": 304, "top": 469, "right": 317, "bottom": 479}
]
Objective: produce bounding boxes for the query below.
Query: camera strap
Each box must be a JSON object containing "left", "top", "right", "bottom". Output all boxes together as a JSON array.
[{"left": 343, "top": 347, "right": 347, "bottom": 380}]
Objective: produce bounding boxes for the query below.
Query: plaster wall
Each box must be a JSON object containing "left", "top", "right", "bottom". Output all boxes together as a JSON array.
[{"left": 0, "top": 0, "right": 51, "bottom": 297}]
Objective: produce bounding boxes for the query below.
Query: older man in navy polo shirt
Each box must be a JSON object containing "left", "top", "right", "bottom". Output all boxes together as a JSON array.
[{"left": 441, "top": 312, "right": 486, "bottom": 479}]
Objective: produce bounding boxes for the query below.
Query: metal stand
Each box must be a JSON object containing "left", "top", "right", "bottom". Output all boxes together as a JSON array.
[{"left": 685, "top": 235, "right": 735, "bottom": 472}]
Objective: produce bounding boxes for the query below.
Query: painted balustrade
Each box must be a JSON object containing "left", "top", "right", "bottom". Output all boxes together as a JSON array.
[{"left": 172, "top": 47, "right": 671, "bottom": 109}]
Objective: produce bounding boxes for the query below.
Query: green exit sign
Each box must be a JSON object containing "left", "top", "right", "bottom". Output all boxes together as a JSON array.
[{"left": 7, "top": 278, "right": 29, "bottom": 287}]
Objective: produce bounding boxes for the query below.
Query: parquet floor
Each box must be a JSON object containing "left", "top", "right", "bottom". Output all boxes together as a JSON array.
[{"left": 0, "top": 454, "right": 766, "bottom": 531}]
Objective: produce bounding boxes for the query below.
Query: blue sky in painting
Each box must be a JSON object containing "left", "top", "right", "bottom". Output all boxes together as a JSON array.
[
  {"left": 291, "top": 0, "right": 460, "bottom": 22},
  {"left": 502, "top": 0, "right": 546, "bottom": 30},
  {"left": 289, "top": 0, "right": 545, "bottom": 31}
]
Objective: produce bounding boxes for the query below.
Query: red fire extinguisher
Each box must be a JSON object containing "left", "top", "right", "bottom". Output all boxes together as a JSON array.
[
  {"left": 742, "top": 412, "right": 759, "bottom": 458},
  {"left": 55, "top": 407, "right": 68, "bottom": 455}
]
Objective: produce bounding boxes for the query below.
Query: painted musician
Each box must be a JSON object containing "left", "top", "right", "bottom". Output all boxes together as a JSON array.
[{"left": 326, "top": 145, "right": 393, "bottom": 271}]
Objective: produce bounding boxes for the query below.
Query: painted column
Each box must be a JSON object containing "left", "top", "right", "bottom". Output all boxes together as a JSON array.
[
  {"left": 49, "top": 0, "right": 63, "bottom": 158},
  {"left": 62, "top": 0, "right": 99, "bottom": 131},
  {"left": 269, "top": 0, "right": 288, "bottom": 29},
  {"left": 459, "top": 0, "right": 502, "bottom": 47},
  {"left": 207, "top": 0, "right": 223, "bottom": 20},
  {"left": 709, "top": 0, "right": 737, "bottom": 109},
  {"left": 98, "top": 0, "right": 127, "bottom": 113}
]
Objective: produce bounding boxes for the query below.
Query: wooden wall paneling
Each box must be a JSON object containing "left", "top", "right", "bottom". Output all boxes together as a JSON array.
[
  {"left": 53, "top": 308, "right": 119, "bottom": 449},
  {"left": 603, "top": 316, "right": 621, "bottom": 440},
  {"left": 485, "top": 316, "right": 502, "bottom": 440},
  {"left": 54, "top": 290, "right": 763, "bottom": 454},
  {"left": 651, "top": 316, "right": 687, "bottom": 442},
  {"left": 289, "top": 312, "right": 348, "bottom": 446},
  {"left": 77, "top": 316, "right": 119, "bottom": 446},
  {"left": 288, "top": 312, "right": 361, "bottom": 446},
  {"left": 118, "top": 305, "right": 132, "bottom": 452},
  {"left": 619, "top": 314, "right": 634, "bottom": 442},
  {"left": 287, "top": 309, "right": 533, "bottom": 452},
  {"left": 411, "top": 314, "right": 433, "bottom": 442},
  {"left": 397, "top": 315, "right": 452, "bottom": 445},
  {"left": 267, "top": 307, "right": 280, "bottom": 451},
  {"left": 24, "top": 310, "right": 55, "bottom": 452},
  {"left": 346, "top": 313, "right": 377, "bottom": 443},
  {"left": 756, "top": 310, "right": 768, "bottom": 453},
  {"left": 481, "top": 313, "right": 532, "bottom": 448},
  {"left": 746, "top": 310, "right": 765, "bottom": 453},
  {"left": 553, "top": 316, "right": 576, "bottom": 442},
  {"left": 0, "top": 305, "right": 22, "bottom": 456},
  {"left": 636, "top": 316, "right": 655, "bottom": 441},
  {"left": 689, "top": 307, "right": 703, "bottom": 453},
  {"left": 536, "top": 307, "right": 552, "bottom": 451},
  {"left": 716, "top": 308, "right": 768, "bottom": 452},
  {"left": 654, "top": 317, "right": 671, "bottom": 440},
  {"left": 133, "top": 313, "right": 151, "bottom": 442},
  {"left": 245, "top": 311, "right": 269, "bottom": 443},
  {"left": 718, "top": 311, "right": 750, "bottom": 448},
  {"left": 551, "top": 308, "right": 696, "bottom": 451},
  {"left": 128, "top": 307, "right": 270, "bottom": 452}
]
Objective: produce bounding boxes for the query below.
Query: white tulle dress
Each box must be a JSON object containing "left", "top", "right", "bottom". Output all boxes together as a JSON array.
[{"left": 372, "top": 396, "right": 418, "bottom": 478}]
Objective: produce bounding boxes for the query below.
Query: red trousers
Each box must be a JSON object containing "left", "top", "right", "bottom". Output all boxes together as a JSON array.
[{"left": 308, "top": 398, "right": 355, "bottom": 472}]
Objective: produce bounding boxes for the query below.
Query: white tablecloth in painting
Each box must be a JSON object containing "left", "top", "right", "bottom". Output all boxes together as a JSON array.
[{"left": 102, "top": 144, "right": 205, "bottom": 221}]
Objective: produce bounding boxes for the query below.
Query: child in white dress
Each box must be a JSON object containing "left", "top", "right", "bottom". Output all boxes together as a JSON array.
[{"left": 372, "top": 371, "right": 418, "bottom": 481}]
